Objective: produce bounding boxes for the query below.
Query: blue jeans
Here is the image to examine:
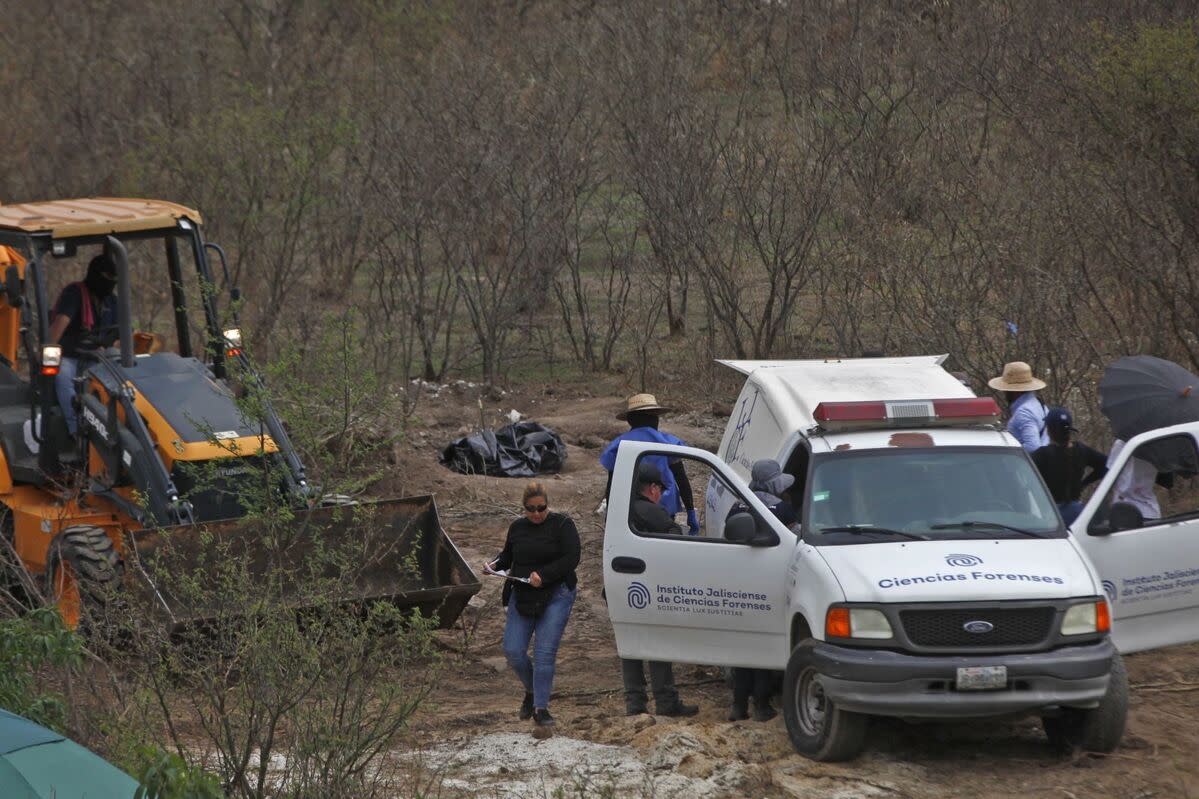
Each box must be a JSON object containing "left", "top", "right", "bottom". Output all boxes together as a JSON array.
[
  {"left": 1058, "top": 500, "right": 1083, "bottom": 526},
  {"left": 55, "top": 357, "right": 79, "bottom": 434},
  {"left": 503, "top": 583, "right": 576, "bottom": 709}
]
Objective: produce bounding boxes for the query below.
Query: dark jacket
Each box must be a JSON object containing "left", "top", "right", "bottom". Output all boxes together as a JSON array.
[
  {"left": 629, "top": 494, "right": 683, "bottom": 535},
  {"left": 492, "top": 512, "right": 580, "bottom": 609},
  {"left": 751, "top": 490, "right": 799, "bottom": 526},
  {"left": 1031, "top": 442, "right": 1108, "bottom": 503},
  {"left": 52, "top": 282, "right": 118, "bottom": 356}
]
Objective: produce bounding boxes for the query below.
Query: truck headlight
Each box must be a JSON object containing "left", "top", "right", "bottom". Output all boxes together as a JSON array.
[
  {"left": 1061, "top": 600, "right": 1111, "bottom": 636},
  {"left": 223, "top": 327, "right": 243, "bottom": 357},
  {"left": 850, "top": 608, "right": 894, "bottom": 639},
  {"left": 826, "top": 607, "right": 894, "bottom": 639}
]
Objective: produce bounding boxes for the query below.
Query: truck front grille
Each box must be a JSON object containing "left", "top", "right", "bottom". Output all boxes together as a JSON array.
[{"left": 899, "top": 606, "right": 1055, "bottom": 648}]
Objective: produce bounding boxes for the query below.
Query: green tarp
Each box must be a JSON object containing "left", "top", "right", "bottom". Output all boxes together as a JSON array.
[{"left": 0, "top": 709, "right": 138, "bottom": 798}]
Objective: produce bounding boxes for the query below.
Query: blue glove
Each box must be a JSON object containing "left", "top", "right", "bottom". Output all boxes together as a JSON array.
[{"left": 687, "top": 509, "right": 700, "bottom": 536}]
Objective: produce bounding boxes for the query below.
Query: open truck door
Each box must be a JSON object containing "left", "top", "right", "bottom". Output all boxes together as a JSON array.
[
  {"left": 603, "top": 442, "right": 796, "bottom": 669},
  {"left": 1072, "top": 421, "right": 1199, "bottom": 653}
]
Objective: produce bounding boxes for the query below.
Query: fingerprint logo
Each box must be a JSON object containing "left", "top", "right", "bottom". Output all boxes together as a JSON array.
[
  {"left": 1102, "top": 580, "right": 1118, "bottom": 603},
  {"left": 945, "top": 553, "right": 983, "bottom": 568},
  {"left": 627, "top": 581, "right": 652, "bottom": 610}
]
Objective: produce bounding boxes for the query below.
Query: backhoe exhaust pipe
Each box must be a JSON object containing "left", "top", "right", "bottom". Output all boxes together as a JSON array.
[{"left": 105, "top": 235, "right": 134, "bottom": 368}]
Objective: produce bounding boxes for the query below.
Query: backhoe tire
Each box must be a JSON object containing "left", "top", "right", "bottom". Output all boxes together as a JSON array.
[
  {"left": 1042, "top": 653, "right": 1128, "bottom": 753},
  {"left": 45, "top": 525, "right": 124, "bottom": 634},
  {"left": 783, "top": 641, "right": 868, "bottom": 761}
]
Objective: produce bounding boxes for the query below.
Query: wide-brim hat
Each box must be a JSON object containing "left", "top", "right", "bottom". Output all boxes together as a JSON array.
[
  {"left": 617, "top": 393, "right": 672, "bottom": 420},
  {"left": 987, "top": 361, "right": 1047, "bottom": 392},
  {"left": 750, "top": 459, "right": 795, "bottom": 496}
]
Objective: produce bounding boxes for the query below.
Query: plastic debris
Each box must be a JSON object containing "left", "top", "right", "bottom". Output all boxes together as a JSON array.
[{"left": 440, "top": 421, "right": 567, "bottom": 477}]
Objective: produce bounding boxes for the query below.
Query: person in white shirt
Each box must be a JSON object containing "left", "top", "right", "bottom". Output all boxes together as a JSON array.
[{"left": 1107, "top": 439, "right": 1161, "bottom": 520}]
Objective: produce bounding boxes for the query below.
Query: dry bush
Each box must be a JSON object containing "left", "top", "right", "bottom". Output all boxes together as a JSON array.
[{"left": 1, "top": 1, "right": 1195, "bottom": 417}]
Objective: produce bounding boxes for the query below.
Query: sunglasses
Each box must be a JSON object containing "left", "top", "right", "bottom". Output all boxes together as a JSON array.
[{"left": 524, "top": 503, "right": 548, "bottom": 513}]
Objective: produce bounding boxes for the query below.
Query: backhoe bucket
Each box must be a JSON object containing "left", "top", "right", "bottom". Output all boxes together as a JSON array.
[{"left": 123, "top": 495, "right": 480, "bottom": 630}]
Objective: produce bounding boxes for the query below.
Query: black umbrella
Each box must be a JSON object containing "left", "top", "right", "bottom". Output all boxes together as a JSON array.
[{"left": 1099, "top": 356, "right": 1199, "bottom": 472}]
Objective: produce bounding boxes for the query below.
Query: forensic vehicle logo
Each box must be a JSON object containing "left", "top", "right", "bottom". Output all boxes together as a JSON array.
[
  {"left": 962, "top": 620, "right": 994, "bottom": 634},
  {"left": 945, "top": 553, "right": 983, "bottom": 567},
  {"left": 627, "top": 581, "right": 652, "bottom": 610},
  {"left": 1101, "top": 580, "right": 1118, "bottom": 603}
]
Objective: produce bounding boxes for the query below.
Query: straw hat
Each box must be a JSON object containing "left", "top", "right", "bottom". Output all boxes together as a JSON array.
[
  {"left": 617, "top": 393, "right": 672, "bottom": 420},
  {"left": 987, "top": 361, "right": 1047, "bottom": 392}
]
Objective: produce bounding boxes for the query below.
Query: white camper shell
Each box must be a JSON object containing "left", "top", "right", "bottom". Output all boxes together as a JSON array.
[{"left": 603, "top": 356, "right": 1199, "bottom": 762}]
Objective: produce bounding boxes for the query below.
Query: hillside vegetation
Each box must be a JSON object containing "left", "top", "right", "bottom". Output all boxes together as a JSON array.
[{"left": 3, "top": 1, "right": 1197, "bottom": 419}]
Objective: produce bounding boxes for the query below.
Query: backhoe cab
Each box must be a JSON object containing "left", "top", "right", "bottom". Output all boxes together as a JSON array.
[{"left": 0, "top": 198, "right": 478, "bottom": 630}]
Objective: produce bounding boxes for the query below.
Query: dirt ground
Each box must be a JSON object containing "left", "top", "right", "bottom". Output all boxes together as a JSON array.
[{"left": 388, "top": 379, "right": 1199, "bottom": 799}]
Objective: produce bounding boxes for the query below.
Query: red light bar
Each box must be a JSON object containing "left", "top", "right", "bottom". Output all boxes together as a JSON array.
[
  {"left": 813, "top": 397, "right": 1001, "bottom": 429},
  {"left": 813, "top": 401, "right": 887, "bottom": 423},
  {"left": 932, "top": 398, "right": 1001, "bottom": 418}
]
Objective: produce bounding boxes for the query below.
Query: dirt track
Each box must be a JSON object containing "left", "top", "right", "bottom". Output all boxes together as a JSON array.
[{"left": 391, "top": 381, "right": 1199, "bottom": 798}]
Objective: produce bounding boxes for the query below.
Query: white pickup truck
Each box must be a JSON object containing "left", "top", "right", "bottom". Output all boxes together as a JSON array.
[{"left": 603, "top": 356, "right": 1199, "bottom": 761}]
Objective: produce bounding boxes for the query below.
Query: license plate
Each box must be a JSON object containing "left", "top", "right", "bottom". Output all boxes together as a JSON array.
[{"left": 955, "top": 665, "right": 1007, "bottom": 691}]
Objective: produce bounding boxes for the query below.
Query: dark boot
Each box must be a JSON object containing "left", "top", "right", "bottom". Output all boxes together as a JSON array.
[
  {"left": 532, "top": 707, "right": 555, "bottom": 739},
  {"left": 657, "top": 701, "right": 699, "bottom": 718},
  {"left": 519, "top": 692, "right": 534, "bottom": 721},
  {"left": 727, "top": 697, "right": 749, "bottom": 721},
  {"left": 752, "top": 699, "right": 777, "bottom": 722},
  {"left": 622, "top": 658, "right": 649, "bottom": 715}
]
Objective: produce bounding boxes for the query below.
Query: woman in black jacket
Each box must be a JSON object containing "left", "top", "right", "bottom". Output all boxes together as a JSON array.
[{"left": 487, "top": 482, "right": 580, "bottom": 735}]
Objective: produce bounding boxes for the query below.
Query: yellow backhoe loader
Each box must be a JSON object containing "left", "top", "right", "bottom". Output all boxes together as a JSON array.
[{"left": 0, "top": 198, "right": 478, "bottom": 630}]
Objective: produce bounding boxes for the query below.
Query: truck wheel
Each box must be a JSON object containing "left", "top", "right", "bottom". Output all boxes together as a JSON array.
[
  {"left": 783, "top": 641, "right": 868, "bottom": 761},
  {"left": 1042, "top": 653, "right": 1128, "bottom": 753},
  {"left": 45, "top": 525, "right": 123, "bottom": 633}
]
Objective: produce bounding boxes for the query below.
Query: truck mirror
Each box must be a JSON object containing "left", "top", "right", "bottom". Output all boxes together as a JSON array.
[
  {"left": 723, "top": 512, "right": 756, "bottom": 543},
  {"left": 751, "top": 528, "right": 780, "bottom": 547},
  {"left": 4, "top": 265, "right": 21, "bottom": 308},
  {"left": 1108, "top": 502, "right": 1144, "bottom": 533},
  {"left": 725, "top": 511, "right": 781, "bottom": 546}
]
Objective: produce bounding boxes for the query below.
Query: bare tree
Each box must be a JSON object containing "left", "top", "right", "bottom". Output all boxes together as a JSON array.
[{"left": 551, "top": 186, "right": 636, "bottom": 372}]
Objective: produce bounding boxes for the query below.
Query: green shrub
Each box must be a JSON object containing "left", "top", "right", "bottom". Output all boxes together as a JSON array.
[
  {"left": 134, "top": 746, "right": 224, "bottom": 799},
  {"left": 0, "top": 606, "right": 83, "bottom": 730}
]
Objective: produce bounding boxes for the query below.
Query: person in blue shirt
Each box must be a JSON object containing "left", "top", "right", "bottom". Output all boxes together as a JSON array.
[
  {"left": 988, "top": 361, "right": 1049, "bottom": 453},
  {"left": 599, "top": 393, "right": 699, "bottom": 535}
]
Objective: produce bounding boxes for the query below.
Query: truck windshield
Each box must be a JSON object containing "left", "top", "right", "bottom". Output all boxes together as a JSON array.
[{"left": 807, "top": 448, "right": 1063, "bottom": 543}]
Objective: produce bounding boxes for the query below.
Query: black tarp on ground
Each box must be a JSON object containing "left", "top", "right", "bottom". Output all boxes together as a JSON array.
[{"left": 439, "top": 422, "right": 567, "bottom": 477}]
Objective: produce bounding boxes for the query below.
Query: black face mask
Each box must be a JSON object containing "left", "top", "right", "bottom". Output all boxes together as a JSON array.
[{"left": 85, "top": 272, "right": 116, "bottom": 297}]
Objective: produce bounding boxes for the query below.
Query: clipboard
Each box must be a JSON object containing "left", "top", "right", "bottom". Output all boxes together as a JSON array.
[{"left": 483, "top": 566, "right": 532, "bottom": 584}]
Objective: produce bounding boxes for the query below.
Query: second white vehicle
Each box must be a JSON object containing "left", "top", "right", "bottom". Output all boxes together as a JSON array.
[{"left": 603, "top": 356, "right": 1199, "bottom": 760}]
